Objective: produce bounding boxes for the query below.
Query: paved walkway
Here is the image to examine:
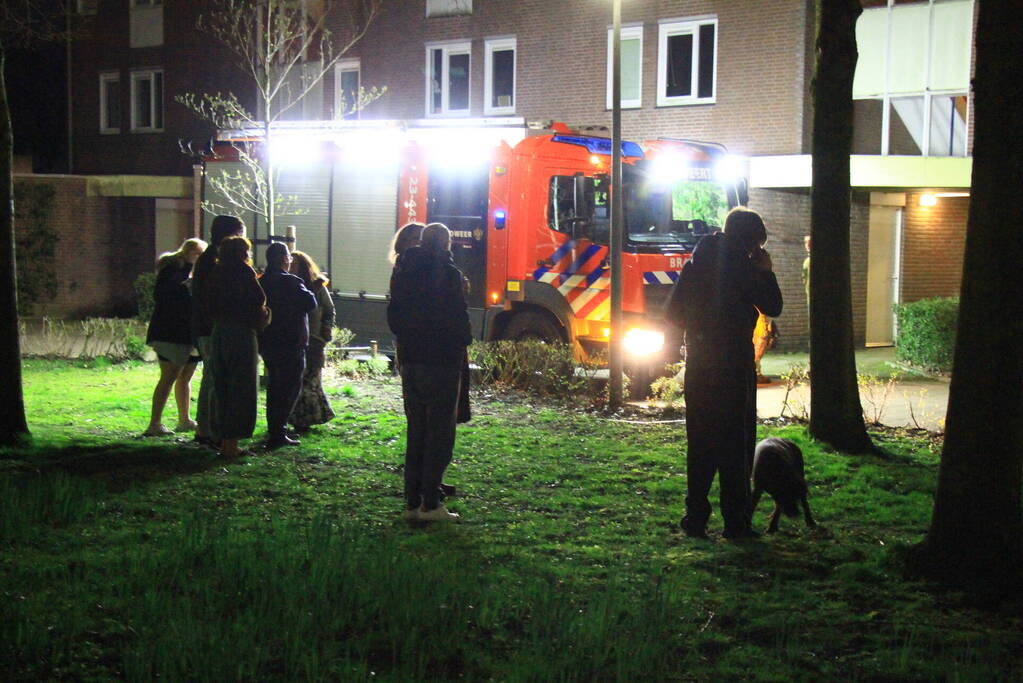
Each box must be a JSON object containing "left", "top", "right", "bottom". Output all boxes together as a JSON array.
[{"left": 756, "top": 347, "right": 949, "bottom": 432}]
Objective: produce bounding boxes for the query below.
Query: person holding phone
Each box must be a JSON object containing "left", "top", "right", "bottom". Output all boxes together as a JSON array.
[{"left": 665, "top": 208, "right": 783, "bottom": 540}]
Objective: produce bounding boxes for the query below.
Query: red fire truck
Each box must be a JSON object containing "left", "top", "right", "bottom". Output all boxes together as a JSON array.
[{"left": 204, "top": 119, "right": 747, "bottom": 364}]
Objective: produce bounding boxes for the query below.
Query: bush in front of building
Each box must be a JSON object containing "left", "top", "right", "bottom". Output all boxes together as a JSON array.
[
  {"left": 894, "top": 296, "right": 958, "bottom": 373},
  {"left": 133, "top": 272, "right": 157, "bottom": 322}
]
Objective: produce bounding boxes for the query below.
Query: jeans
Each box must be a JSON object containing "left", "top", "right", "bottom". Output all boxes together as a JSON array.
[{"left": 401, "top": 363, "right": 460, "bottom": 510}]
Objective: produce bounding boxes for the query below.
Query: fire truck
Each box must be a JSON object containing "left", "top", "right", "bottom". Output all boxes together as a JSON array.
[{"left": 203, "top": 119, "right": 747, "bottom": 364}]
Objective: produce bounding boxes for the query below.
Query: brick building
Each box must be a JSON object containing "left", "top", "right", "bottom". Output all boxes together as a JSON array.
[{"left": 53, "top": 0, "right": 972, "bottom": 348}]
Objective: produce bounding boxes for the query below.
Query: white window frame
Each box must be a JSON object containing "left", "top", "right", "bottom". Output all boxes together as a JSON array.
[
  {"left": 99, "top": 72, "right": 120, "bottom": 134},
  {"left": 334, "top": 58, "right": 361, "bottom": 120},
  {"left": 426, "top": 0, "right": 472, "bottom": 18},
  {"left": 130, "top": 69, "right": 164, "bottom": 133},
  {"left": 656, "top": 16, "right": 717, "bottom": 107},
  {"left": 425, "top": 41, "right": 471, "bottom": 118},
  {"left": 484, "top": 37, "right": 516, "bottom": 116},
  {"left": 607, "top": 24, "right": 643, "bottom": 110}
]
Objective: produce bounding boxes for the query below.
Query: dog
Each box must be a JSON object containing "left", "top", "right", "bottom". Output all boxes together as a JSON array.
[{"left": 750, "top": 437, "right": 816, "bottom": 533}]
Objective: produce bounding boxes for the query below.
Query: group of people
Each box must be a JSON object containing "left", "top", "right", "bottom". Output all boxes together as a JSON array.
[
  {"left": 143, "top": 206, "right": 781, "bottom": 535},
  {"left": 144, "top": 215, "right": 335, "bottom": 457}
]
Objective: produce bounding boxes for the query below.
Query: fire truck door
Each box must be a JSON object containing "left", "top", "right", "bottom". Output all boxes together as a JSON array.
[{"left": 426, "top": 162, "right": 489, "bottom": 310}]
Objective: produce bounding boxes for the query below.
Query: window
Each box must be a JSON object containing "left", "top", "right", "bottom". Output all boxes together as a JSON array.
[
  {"left": 548, "top": 175, "right": 610, "bottom": 243},
  {"left": 426, "top": 42, "right": 470, "bottom": 117},
  {"left": 484, "top": 37, "right": 515, "bottom": 115},
  {"left": 99, "top": 72, "right": 120, "bottom": 133},
  {"left": 607, "top": 25, "right": 643, "bottom": 109},
  {"left": 426, "top": 0, "right": 472, "bottom": 17},
  {"left": 133, "top": 0, "right": 162, "bottom": 6},
  {"left": 130, "top": 69, "right": 164, "bottom": 132},
  {"left": 334, "top": 59, "right": 361, "bottom": 120},
  {"left": 656, "top": 17, "right": 716, "bottom": 106}
]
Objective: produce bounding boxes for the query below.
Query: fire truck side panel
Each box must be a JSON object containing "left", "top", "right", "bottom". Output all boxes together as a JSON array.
[
  {"left": 277, "top": 162, "right": 331, "bottom": 274},
  {"left": 484, "top": 143, "right": 512, "bottom": 325}
]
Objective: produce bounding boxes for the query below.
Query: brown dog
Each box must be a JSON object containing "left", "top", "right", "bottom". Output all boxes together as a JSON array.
[{"left": 751, "top": 437, "right": 816, "bottom": 532}]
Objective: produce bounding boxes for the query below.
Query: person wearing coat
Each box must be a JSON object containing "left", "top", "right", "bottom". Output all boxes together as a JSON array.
[
  {"left": 258, "top": 242, "right": 317, "bottom": 450},
  {"left": 143, "top": 237, "right": 207, "bottom": 436},
  {"left": 207, "top": 235, "right": 269, "bottom": 458},
  {"left": 288, "top": 251, "right": 336, "bottom": 431},
  {"left": 665, "top": 208, "right": 783, "bottom": 540},
  {"left": 387, "top": 223, "right": 472, "bottom": 523}
]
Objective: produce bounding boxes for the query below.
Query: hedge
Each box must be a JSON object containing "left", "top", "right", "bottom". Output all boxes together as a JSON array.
[{"left": 894, "top": 296, "right": 958, "bottom": 373}]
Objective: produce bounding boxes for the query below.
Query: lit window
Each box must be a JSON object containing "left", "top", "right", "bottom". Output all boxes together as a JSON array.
[
  {"left": 335, "top": 59, "right": 361, "bottom": 120},
  {"left": 656, "top": 17, "right": 717, "bottom": 106},
  {"left": 130, "top": 69, "right": 164, "bottom": 132},
  {"left": 484, "top": 37, "right": 515, "bottom": 115},
  {"left": 607, "top": 25, "right": 643, "bottom": 109},
  {"left": 99, "top": 72, "right": 120, "bottom": 134},
  {"left": 425, "top": 42, "right": 471, "bottom": 117}
]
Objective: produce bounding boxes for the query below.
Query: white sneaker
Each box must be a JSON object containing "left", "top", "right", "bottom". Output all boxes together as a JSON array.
[
  {"left": 418, "top": 504, "right": 460, "bottom": 522},
  {"left": 175, "top": 419, "right": 198, "bottom": 432},
  {"left": 143, "top": 424, "right": 174, "bottom": 437},
  {"left": 401, "top": 507, "right": 420, "bottom": 521}
]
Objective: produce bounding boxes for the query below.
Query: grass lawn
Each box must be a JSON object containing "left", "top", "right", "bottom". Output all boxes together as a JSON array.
[{"left": 1, "top": 359, "right": 1019, "bottom": 681}]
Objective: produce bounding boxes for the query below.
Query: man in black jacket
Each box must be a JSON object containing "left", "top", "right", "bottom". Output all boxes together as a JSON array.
[
  {"left": 259, "top": 242, "right": 317, "bottom": 450},
  {"left": 387, "top": 223, "right": 472, "bottom": 522},
  {"left": 666, "top": 208, "right": 783, "bottom": 540}
]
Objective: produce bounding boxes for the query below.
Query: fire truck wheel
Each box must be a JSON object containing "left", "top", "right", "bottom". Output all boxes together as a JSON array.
[{"left": 503, "top": 311, "right": 566, "bottom": 343}]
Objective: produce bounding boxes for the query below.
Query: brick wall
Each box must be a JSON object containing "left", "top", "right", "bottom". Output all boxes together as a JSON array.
[
  {"left": 15, "top": 175, "right": 154, "bottom": 318},
  {"left": 900, "top": 194, "right": 967, "bottom": 303},
  {"left": 750, "top": 188, "right": 869, "bottom": 351},
  {"left": 342, "top": 0, "right": 813, "bottom": 157}
]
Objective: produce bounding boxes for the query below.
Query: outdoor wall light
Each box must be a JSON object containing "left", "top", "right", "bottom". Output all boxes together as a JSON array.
[{"left": 918, "top": 193, "right": 938, "bottom": 207}]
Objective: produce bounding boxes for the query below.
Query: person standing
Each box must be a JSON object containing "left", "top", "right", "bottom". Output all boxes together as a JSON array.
[
  {"left": 208, "top": 236, "right": 269, "bottom": 458},
  {"left": 191, "top": 215, "right": 246, "bottom": 448},
  {"left": 666, "top": 208, "right": 783, "bottom": 540},
  {"left": 288, "top": 251, "right": 336, "bottom": 432},
  {"left": 143, "top": 238, "right": 207, "bottom": 436},
  {"left": 259, "top": 242, "right": 316, "bottom": 450},
  {"left": 387, "top": 223, "right": 471, "bottom": 522}
]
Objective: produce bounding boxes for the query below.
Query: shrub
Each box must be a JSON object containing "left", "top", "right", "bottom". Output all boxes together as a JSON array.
[
  {"left": 134, "top": 272, "right": 157, "bottom": 322},
  {"left": 470, "top": 340, "right": 602, "bottom": 398},
  {"left": 894, "top": 297, "right": 958, "bottom": 373},
  {"left": 21, "top": 317, "right": 148, "bottom": 362}
]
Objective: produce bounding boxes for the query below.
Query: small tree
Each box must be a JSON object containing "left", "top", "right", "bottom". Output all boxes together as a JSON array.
[{"left": 178, "top": 0, "right": 384, "bottom": 233}]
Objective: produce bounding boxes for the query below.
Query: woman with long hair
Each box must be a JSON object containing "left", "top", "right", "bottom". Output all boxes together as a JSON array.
[
  {"left": 208, "top": 235, "right": 270, "bottom": 458},
  {"left": 143, "top": 237, "right": 207, "bottom": 436},
  {"left": 288, "top": 251, "right": 336, "bottom": 431}
]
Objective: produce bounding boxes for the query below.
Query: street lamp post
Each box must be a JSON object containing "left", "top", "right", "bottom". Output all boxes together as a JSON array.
[{"left": 608, "top": 0, "right": 624, "bottom": 409}]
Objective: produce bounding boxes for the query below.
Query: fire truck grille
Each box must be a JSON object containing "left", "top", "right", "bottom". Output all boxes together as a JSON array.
[{"left": 643, "top": 282, "right": 676, "bottom": 315}]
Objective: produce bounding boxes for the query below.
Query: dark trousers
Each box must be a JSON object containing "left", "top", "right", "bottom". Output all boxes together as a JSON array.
[
  {"left": 262, "top": 348, "right": 306, "bottom": 441},
  {"left": 683, "top": 359, "right": 756, "bottom": 534},
  {"left": 401, "top": 363, "right": 460, "bottom": 511}
]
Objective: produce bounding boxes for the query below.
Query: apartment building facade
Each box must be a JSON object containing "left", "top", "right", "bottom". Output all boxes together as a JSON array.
[{"left": 60, "top": 0, "right": 974, "bottom": 348}]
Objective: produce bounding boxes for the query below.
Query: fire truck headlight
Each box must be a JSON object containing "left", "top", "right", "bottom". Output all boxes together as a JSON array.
[{"left": 623, "top": 328, "right": 664, "bottom": 356}]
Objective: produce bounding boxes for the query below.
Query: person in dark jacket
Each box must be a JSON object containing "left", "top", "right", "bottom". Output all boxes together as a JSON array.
[
  {"left": 387, "top": 223, "right": 472, "bottom": 522},
  {"left": 208, "top": 236, "right": 269, "bottom": 458},
  {"left": 259, "top": 242, "right": 317, "bottom": 450},
  {"left": 665, "top": 207, "right": 783, "bottom": 540},
  {"left": 144, "top": 238, "right": 207, "bottom": 436},
  {"left": 191, "top": 215, "right": 245, "bottom": 447}
]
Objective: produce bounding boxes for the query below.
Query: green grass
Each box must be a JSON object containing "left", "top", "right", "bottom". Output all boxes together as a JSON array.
[{"left": 1, "top": 359, "right": 1019, "bottom": 681}]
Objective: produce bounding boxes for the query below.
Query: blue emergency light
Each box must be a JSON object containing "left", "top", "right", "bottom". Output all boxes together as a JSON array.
[
  {"left": 552, "top": 134, "right": 644, "bottom": 159},
  {"left": 494, "top": 209, "right": 507, "bottom": 229}
]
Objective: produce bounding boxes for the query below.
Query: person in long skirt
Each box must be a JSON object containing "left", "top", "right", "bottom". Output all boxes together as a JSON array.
[
  {"left": 143, "top": 238, "right": 207, "bottom": 436},
  {"left": 207, "top": 236, "right": 269, "bottom": 458},
  {"left": 288, "top": 251, "right": 336, "bottom": 431}
]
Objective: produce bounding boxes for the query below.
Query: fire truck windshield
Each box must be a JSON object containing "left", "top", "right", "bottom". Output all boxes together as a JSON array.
[{"left": 624, "top": 163, "right": 729, "bottom": 247}]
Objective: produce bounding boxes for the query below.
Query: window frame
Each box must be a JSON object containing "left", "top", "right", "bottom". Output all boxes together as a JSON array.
[
  {"left": 99, "top": 71, "right": 121, "bottom": 134},
  {"left": 334, "top": 58, "right": 361, "bottom": 120},
  {"left": 483, "top": 36, "right": 516, "bottom": 116},
  {"left": 607, "top": 24, "right": 643, "bottom": 110},
  {"left": 129, "top": 68, "right": 164, "bottom": 133},
  {"left": 424, "top": 40, "right": 472, "bottom": 118},
  {"left": 656, "top": 16, "right": 717, "bottom": 107}
]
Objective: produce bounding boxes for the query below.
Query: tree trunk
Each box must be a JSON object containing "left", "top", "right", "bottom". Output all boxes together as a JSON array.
[
  {"left": 807, "top": 0, "right": 871, "bottom": 453},
  {"left": 0, "top": 49, "right": 30, "bottom": 445},
  {"left": 910, "top": 0, "right": 1023, "bottom": 590}
]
